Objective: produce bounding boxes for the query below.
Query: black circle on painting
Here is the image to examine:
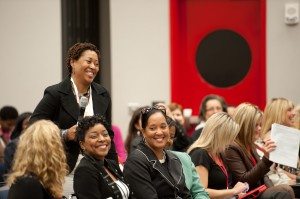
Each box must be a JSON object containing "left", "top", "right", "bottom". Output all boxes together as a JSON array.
[{"left": 195, "top": 29, "right": 251, "bottom": 88}]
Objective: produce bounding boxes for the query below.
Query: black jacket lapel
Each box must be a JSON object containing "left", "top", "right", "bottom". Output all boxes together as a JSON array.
[
  {"left": 92, "top": 82, "right": 109, "bottom": 115},
  {"left": 58, "top": 78, "right": 79, "bottom": 121}
]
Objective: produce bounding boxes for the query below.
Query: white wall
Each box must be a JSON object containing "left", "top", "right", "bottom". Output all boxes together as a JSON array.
[
  {"left": 0, "top": 0, "right": 61, "bottom": 113},
  {"left": 110, "top": 0, "right": 170, "bottom": 134},
  {"left": 267, "top": 0, "right": 300, "bottom": 104},
  {"left": 1, "top": 0, "right": 300, "bottom": 136}
]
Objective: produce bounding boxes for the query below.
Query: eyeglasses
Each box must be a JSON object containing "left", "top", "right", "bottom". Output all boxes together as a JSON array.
[
  {"left": 206, "top": 106, "right": 222, "bottom": 112},
  {"left": 141, "top": 105, "right": 166, "bottom": 115}
]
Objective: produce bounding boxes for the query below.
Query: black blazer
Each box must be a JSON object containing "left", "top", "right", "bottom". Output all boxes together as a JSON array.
[
  {"left": 74, "top": 155, "right": 132, "bottom": 199},
  {"left": 30, "top": 77, "right": 117, "bottom": 171},
  {"left": 124, "top": 142, "right": 191, "bottom": 199}
]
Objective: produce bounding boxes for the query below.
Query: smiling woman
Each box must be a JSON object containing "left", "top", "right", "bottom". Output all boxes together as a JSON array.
[
  {"left": 29, "top": 42, "right": 117, "bottom": 196},
  {"left": 74, "top": 115, "right": 131, "bottom": 199},
  {"left": 124, "top": 105, "right": 192, "bottom": 199}
]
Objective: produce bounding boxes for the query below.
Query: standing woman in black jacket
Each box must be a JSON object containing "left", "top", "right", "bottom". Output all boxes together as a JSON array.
[
  {"left": 74, "top": 115, "right": 131, "bottom": 199},
  {"left": 124, "top": 105, "right": 191, "bottom": 199},
  {"left": 30, "top": 42, "right": 117, "bottom": 195}
]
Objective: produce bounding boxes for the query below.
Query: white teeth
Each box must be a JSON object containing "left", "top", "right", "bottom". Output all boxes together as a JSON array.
[{"left": 99, "top": 145, "right": 107, "bottom": 149}]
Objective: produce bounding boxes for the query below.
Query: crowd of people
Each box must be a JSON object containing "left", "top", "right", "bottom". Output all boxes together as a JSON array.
[{"left": 1, "top": 42, "right": 300, "bottom": 199}]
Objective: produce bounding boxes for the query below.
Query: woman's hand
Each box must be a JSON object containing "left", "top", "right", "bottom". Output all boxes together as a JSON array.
[
  {"left": 66, "top": 124, "right": 77, "bottom": 141},
  {"left": 232, "top": 182, "right": 248, "bottom": 196},
  {"left": 262, "top": 139, "right": 276, "bottom": 159}
]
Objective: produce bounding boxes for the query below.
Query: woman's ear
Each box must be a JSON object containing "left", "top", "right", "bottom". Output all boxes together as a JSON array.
[
  {"left": 70, "top": 59, "right": 75, "bottom": 66},
  {"left": 79, "top": 141, "right": 85, "bottom": 151},
  {"left": 70, "top": 59, "right": 75, "bottom": 73},
  {"left": 134, "top": 123, "right": 140, "bottom": 131}
]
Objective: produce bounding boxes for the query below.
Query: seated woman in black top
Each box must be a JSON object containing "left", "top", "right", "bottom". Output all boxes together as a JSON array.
[
  {"left": 74, "top": 115, "right": 131, "bottom": 199},
  {"left": 187, "top": 112, "right": 248, "bottom": 199},
  {"left": 7, "top": 120, "right": 68, "bottom": 199},
  {"left": 124, "top": 105, "right": 191, "bottom": 199}
]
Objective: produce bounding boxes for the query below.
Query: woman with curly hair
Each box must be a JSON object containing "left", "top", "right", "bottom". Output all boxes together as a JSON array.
[
  {"left": 30, "top": 42, "right": 117, "bottom": 196},
  {"left": 74, "top": 115, "right": 131, "bottom": 199},
  {"left": 6, "top": 120, "right": 68, "bottom": 199}
]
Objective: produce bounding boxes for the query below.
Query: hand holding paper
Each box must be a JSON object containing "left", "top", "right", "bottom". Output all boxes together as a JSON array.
[{"left": 269, "top": 123, "right": 300, "bottom": 168}]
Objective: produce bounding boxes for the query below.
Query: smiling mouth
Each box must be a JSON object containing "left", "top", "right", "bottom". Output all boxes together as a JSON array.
[
  {"left": 86, "top": 71, "right": 94, "bottom": 77},
  {"left": 154, "top": 137, "right": 165, "bottom": 142},
  {"left": 97, "top": 144, "right": 109, "bottom": 149}
]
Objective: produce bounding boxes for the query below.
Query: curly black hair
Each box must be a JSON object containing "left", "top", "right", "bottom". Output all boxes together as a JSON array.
[
  {"left": 76, "top": 115, "right": 110, "bottom": 143},
  {"left": 66, "top": 42, "right": 101, "bottom": 74}
]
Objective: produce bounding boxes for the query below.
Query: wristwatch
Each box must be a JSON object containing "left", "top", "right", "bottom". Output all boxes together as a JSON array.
[{"left": 61, "top": 129, "right": 68, "bottom": 141}]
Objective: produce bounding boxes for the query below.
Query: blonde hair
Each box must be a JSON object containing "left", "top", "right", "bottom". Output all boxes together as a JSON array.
[
  {"left": 294, "top": 105, "right": 300, "bottom": 130},
  {"left": 233, "top": 103, "right": 262, "bottom": 156},
  {"left": 187, "top": 112, "right": 239, "bottom": 157},
  {"left": 261, "top": 98, "right": 294, "bottom": 138},
  {"left": 7, "top": 120, "right": 68, "bottom": 198}
]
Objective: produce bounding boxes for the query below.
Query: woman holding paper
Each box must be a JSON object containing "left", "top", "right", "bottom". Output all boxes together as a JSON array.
[
  {"left": 261, "top": 98, "right": 297, "bottom": 185},
  {"left": 225, "top": 103, "right": 294, "bottom": 198},
  {"left": 261, "top": 97, "right": 296, "bottom": 139}
]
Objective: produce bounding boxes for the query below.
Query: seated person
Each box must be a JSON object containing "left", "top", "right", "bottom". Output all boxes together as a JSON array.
[
  {"left": 187, "top": 112, "right": 248, "bottom": 199},
  {"left": 191, "top": 94, "right": 227, "bottom": 143},
  {"left": 124, "top": 105, "right": 191, "bottom": 198},
  {"left": 74, "top": 115, "right": 131, "bottom": 199},
  {"left": 166, "top": 117, "right": 209, "bottom": 199},
  {"left": 261, "top": 98, "right": 297, "bottom": 184},
  {"left": 124, "top": 107, "right": 144, "bottom": 155},
  {"left": 4, "top": 112, "right": 32, "bottom": 174},
  {"left": 7, "top": 120, "right": 68, "bottom": 199},
  {"left": 168, "top": 102, "right": 190, "bottom": 151},
  {"left": 0, "top": 105, "right": 18, "bottom": 144},
  {"left": 225, "top": 103, "right": 294, "bottom": 198}
]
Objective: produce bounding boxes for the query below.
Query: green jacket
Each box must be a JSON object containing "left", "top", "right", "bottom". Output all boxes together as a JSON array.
[{"left": 170, "top": 151, "right": 210, "bottom": 199}]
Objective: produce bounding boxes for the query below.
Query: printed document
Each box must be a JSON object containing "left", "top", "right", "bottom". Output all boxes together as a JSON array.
[{"left": 269, "top": 123, "right": 300, "bottom": 168}]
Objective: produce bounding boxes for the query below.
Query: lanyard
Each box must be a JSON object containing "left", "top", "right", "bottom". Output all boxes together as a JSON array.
[
  {"left": 246, "top": 146, "right": 257, "bottom": 166},
  {"left": 215, "top": 156, "right": 229, "bottom": 189},
  {"left": 249, "top": 152, "right": 257, "bottom": 166}
]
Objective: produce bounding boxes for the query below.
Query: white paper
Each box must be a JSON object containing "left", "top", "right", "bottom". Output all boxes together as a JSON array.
[{"left": 269, "top": 123, "right": 300, "bottom": 168}]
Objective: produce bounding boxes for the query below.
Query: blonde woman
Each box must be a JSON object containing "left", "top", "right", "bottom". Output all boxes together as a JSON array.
[
  {"left": 7, "top": 120, "right": 68, "bottom": 199},
  {"left": 293, "top": 105, "right": 300, "bottom": 130},
  {"left": 187, "top": 112, "right": 248, "bottom": 199},
  {"left": 225, "top": 103, "right": 294, "bottom": 198},
  {"left": 261, "top": 98, "right": 296, "bottom": 139},
  {"left": 261, "top": 98, "right": 297, "bottom": 185}
]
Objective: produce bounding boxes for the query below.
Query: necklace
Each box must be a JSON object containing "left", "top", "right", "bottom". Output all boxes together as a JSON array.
[{"left": 159, "top": 151, "right": 166, "bottom": 163}]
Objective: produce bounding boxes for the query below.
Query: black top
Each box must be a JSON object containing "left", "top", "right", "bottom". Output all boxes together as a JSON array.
[
  {"left": 30, "top": 77, "right": 117, "bottom": 172},
  {"left": 189, "top": 148, "right": 231, "bottom": 190},
  {"left": 74, "top": 155, "right": 131, "bottom": 199},
  {"left": 8, "top": 175, "right": 52, "bottom": 199},
  {"left": 172, "top": 122, "right": 191, "bottom": 152}
]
